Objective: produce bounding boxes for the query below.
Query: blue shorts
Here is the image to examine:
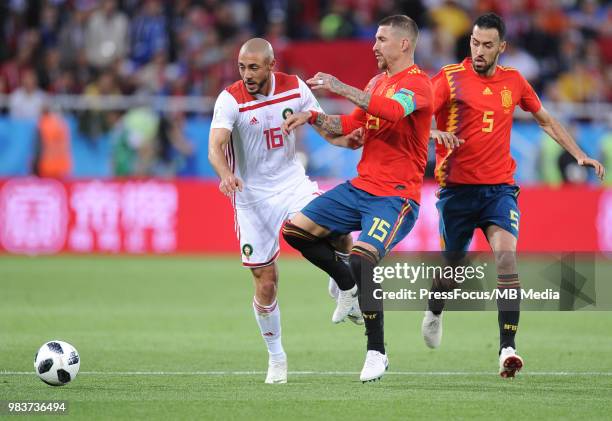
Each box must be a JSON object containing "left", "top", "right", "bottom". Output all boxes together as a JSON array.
[
  {"left": 301, "top": 181, "right": 419, "bottom": 258},
  {"left": 436, "top": 184, "right": 520, "bottom": 252}
]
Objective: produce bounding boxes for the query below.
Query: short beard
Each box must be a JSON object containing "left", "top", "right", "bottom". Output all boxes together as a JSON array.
[
  {"left": 244, "top": 75, "right": 269, "bottom": 95},
  {"left": 473, "top": 61, "right": 494, "bottom": 74},
  {"left": 377, "top": 58, "right": 388, "bottom": 71},
  {"left": 473, "top": 53, "right": 499, "bottom": 75}
]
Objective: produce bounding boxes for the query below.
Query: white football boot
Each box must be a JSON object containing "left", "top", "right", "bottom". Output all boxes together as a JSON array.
[
  {"left": 265, "top": 353, "right": 287, "bottom": 384},
  {"left": 332, "top": 285, "right": 359, "bottom": 323},
  {"left": 421, "top": 310, "right": 443, "bottom": 349},
  {"left": 499, "top": 347, "right": 523, "bottom": 378},
  {"left": 330, "top": 278, "right": 364, "bottom": 325},
  {"left": 360, "top": 350, "right": 389, "bottom": 382}
]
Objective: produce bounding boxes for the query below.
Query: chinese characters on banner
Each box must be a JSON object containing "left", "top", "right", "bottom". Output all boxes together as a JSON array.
[
  {"left": 0, "top": 178, "right": 67, "bottom": 254},
  {"left": 1, "top": 179, "right": 178, "bottom": 254},
  {"left": 0, "top": 178, "right": 609, "bottom": 254}
]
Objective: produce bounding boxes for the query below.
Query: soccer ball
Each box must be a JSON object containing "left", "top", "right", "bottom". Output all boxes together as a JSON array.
[{"left": 34, "top": 341, "right": 80, "bottom": 386}]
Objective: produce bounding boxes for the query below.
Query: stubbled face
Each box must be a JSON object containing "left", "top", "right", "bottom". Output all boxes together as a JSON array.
[
  {"left": 238, "top": 52, "right": 274, "bottom": 95},
  {"left": 373, "top": 25, "right": 405, "bottom": 71},
  {"left": 470, "top": 26, "right": 506, "bottom": 75}
]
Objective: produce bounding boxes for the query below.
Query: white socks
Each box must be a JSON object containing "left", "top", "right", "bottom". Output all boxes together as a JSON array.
[{"left": 253, "top": 298, "right": 285, "bottom": 359}]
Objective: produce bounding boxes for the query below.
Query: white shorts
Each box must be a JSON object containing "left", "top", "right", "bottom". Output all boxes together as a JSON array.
[{"left": 236, "top": 178, "right": 320, "bottom": 268}]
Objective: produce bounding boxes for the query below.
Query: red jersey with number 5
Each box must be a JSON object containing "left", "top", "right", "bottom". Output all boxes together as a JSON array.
[{"left": 432, "top": 58, "right": 541, "bottom": 186}]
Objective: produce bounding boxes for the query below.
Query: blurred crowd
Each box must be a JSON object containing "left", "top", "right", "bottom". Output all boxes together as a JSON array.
[
  {"left": 1, "top": 0, "right": 611, "bottom": 105},
  {"left": 0, "top": 0, "right": 610, "bottom": 180}
]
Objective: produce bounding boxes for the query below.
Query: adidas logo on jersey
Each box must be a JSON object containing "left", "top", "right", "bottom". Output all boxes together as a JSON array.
[
  {"left": 250, "top": 116, "right": 259, "bottom": 125},
  {"left": 482, "top": 87, "right": 493, "bottom": 95}
]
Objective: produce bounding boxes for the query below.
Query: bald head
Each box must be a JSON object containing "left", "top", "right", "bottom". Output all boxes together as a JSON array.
[
  {"left": 237, "top": 38, "right": 276, "bottom": 95},
  {"left": 239, "top": 38, "right": 274, "bottom": 63}
]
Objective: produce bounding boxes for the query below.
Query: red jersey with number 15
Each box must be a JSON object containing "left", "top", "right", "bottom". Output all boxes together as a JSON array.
[{"left": 432, "top": 58, "right": 542, "bottom": 186}]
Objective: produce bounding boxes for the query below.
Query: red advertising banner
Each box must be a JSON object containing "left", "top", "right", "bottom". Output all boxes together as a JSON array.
[
  {"left": 0, "top": 178, "right": 235, "bottom": 255},
  {"left": 280, "top": 40, "right": 379, "bottom": 92},
  {"left": 0, "top": 178, "right": 610, "bottom": 255}
]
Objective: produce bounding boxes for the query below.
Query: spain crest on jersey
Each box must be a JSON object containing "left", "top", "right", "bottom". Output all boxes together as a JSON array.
[
  {"left": 366, "top": 114, "right": 380, "bottom": 130},
  {"left": 385, "top": 84, "right": 396, "bottom": 98},
  {"left": 501, "top": 88, "right": 513, "bottom": 108}
]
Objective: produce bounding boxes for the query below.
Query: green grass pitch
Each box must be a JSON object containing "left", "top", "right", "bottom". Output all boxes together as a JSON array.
[{"left": 1, "top": 256, "right": 611, "bottom": 420}]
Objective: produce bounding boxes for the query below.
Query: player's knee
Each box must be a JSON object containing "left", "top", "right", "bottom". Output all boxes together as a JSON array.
[
  {"left": 494, "top": 250, "right": 517, "bottom": 274},
  {"left": 255, "top": 280, "right": 277, "bottom": 303},
  {"left": 281, "top": 221, "right": 317, "bottom": 251},
  {"left": 252, "top": 267, "right": 278, "bottom": 303},
  {"left": 328, "top": 233, "right": 352, "bottom": 254}
]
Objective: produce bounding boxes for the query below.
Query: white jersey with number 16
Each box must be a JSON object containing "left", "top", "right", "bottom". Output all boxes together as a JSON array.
[{"left": 211, "top": 72, "right": 323, "bottom": 208}]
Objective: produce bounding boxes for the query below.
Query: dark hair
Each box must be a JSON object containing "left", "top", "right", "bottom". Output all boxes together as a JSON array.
[
  {"left": 378, "top": 15, "right": 419, "bottom": 43},
  {"left": 474, "top": 13, "right": 506, "bottom": 40}
]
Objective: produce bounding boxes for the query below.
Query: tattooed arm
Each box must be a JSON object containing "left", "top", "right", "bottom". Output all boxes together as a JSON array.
[
  {"left": 313, "top": 113, "right": 344, "bottom": 135},
  {"left": 313, "top": 126, "right": 365, "bottom": 149},
  {"left": 282, "top": 106, "right": 366, "bottom": 137},
  {"left": 281, "top": 72, "right": 373, "bottom": 136},
  {"left": 306, "top": 72, "right": 413, "bottom": 124},
  {"left": 280, "top": 111, "right": 364, "bottom": 148},
  {"left": 281, "top": 111, "right": 344, "bottom": 136},
  {"left": 306, "top": 72, "right": 371, "bottom": 110}
]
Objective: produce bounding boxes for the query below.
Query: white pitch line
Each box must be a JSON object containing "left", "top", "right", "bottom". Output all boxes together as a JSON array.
[{"left": 2, "top": 371, "right": 612, "bottom": 376}]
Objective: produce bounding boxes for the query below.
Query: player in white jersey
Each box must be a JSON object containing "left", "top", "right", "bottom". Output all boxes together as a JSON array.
[{"left": 208, "top": 38, "right": 363, "bottom": 384}]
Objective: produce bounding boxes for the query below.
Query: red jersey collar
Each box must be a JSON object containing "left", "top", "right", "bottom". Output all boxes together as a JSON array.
[{"left": 386, "top": 63, "right": 418, "bottom": 83}]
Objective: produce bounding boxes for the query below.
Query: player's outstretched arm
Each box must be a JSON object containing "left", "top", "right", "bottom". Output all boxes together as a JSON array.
[
  {"left": 282, "top": 111, "right": 344, "bottom": 136},
  {"left": 208, "top": 128, "right": 244, "bottom": 196},
  {"left": 313, "top": 126, "right": 365, "bottom": 150},
  {"left": 532, "top": 108, "right": 605, "bottom": 180},
  {"left": 306, "top": 72, "right": 412, "bottom": 123},
  {"left": 307, "top": 72, "right": 371, "bottom": 110}
]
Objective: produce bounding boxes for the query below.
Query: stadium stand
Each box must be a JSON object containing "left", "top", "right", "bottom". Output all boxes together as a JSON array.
[{"left": 0, "top": 0, "right": 610, "bottom": 182}]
